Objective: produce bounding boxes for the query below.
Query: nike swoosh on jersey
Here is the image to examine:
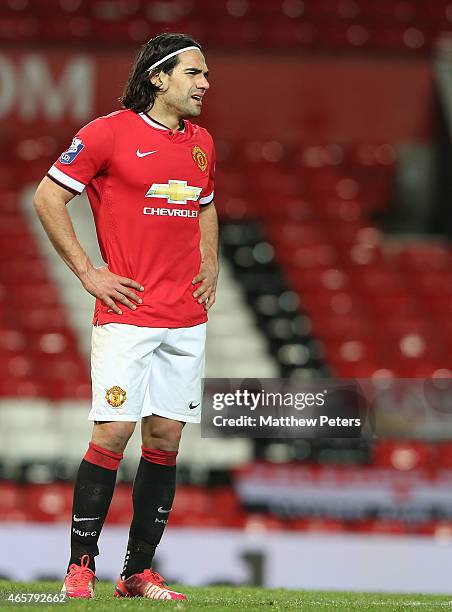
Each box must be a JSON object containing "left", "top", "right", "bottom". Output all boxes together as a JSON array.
[
  {"left": 157, "top": 507, "right": 172, "bottom": 513},
  {"left": 73, "top": 515, "right": 101, "bottom": 522},
  {"left": 136, "top": 149, "right": 158, "bottom": 157}
]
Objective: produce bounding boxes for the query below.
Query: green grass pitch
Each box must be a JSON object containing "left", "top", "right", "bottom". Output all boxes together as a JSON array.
[{"left": 0, "top": 581, "right": 451, "bottom": 611}]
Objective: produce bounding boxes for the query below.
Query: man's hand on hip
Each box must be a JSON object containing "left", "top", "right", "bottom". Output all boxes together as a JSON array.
[
  {"left": 81, "top": 266, "right": 144, "bottom": 315},
  {"left": 192, "top": 255, "right": 218, "bottom": 311}
]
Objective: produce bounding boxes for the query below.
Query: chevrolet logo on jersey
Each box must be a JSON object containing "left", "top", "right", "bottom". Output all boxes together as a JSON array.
[{"left": 146, "top": 180, "right": 202, "bottom": 205}]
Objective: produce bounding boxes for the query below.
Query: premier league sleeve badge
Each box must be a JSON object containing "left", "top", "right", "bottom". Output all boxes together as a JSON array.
[{"left": 59, "top": 137, "right": 84, "bottom": 165}]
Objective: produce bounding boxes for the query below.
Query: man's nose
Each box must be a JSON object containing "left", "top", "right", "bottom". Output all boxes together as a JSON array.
[{"left": 197, "top": 76, "right": 210, "bottom": 90}]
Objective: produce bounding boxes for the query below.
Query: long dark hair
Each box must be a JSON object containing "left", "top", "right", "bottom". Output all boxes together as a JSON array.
[{"left": 121, "top": 33, "right": 202, "bottom": 113}]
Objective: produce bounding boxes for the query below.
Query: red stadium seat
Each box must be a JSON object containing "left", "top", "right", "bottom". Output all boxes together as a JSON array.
[
  {"left": 24, "top": 483, "right": 73, "bottom": 523},
  {"left": 373, "top": 440, "right": 432, "bottom": 469},
  {"left": 311, "top": 313, "right": 375, "bottom": 343},
  {"left": 434, "top": 443, "right": 452, "bottom": 469},
  {"left": 354, "top": 520, "right": 408, "bottom": 534},
  {"left": 244, "top": 514, "right": 285, "bottom": 532},
  {"left": 172, "top": 485, "right": 211, "bottom": 519},
  {"left": 290, "top": 518, "right": 347, "bottom": 533},
  {"left": 107, "top": 483, "right": 133, "bottom": 524},
  {"left": 0, "top": 482, "right": 24, "bottom": 515}
]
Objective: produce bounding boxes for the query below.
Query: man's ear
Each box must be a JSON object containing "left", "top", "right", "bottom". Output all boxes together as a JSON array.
[{"left": 150, "top": 70, "right": 163, "bottom": 87}]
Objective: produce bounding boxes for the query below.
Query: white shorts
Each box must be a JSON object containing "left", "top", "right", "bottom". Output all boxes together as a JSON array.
[{"left": 88, "top": 323, "right": 206, "bottom": 423}]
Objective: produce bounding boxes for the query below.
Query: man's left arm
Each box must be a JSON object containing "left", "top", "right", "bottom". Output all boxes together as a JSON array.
[{"left": 192, "top": 203, "right": 219, "bottom": 311}]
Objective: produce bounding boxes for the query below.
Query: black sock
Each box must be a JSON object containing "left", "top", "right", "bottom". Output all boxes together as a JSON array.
[
  {"left": 68, "top": 442, "right": 123, "bottom": 572},
  {"left": 122, "top": 446, "right": 177, "bottom": 579}
]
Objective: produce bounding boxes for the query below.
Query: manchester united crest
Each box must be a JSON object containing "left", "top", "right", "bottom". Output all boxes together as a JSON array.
[
  {"left": 192, "top": 145, "right": 208, "bottom": 172},
  {"left": 105, "top": 386, "right": 127, "bottom": 408}
]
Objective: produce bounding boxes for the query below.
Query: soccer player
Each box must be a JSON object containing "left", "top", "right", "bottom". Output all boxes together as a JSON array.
[{"left": 33, "top": 33, "right": 218, "bottom": 600}]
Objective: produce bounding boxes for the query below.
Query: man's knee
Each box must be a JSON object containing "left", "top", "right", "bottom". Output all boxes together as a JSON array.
[
  {"left": 91, "top": 421, "right": 136, "bottom": 454},
  {"left": 141, "top": 416, "right": 184, "bottom": 452}
]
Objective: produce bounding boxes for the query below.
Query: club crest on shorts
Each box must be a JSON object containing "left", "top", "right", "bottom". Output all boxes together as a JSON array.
[
  {"left": 105, "top": 386, "right": 127, "bottom": 408},
  {"left": 192, "top": 145, "right": 208, "bottom": 172}
]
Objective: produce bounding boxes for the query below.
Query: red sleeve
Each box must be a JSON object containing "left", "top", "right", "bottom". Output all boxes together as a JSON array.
[
  {"left": 199, "top": 139, "right": 215, "bottom": 207},
  {"left": 47, "top": 117, "right": 114, "bottom": 194}
]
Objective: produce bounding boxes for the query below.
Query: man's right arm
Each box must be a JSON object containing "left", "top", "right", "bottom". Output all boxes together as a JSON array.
[{"left": 34, "top": 176, "right": 143, "bottom": 314}]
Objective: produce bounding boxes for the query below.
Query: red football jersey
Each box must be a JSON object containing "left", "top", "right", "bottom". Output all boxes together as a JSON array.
[{"left": 48, "top": 109, "right": 215, "bottom": 328}]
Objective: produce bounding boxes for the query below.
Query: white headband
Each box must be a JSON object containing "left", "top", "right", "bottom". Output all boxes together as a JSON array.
[{"left": 147, "top": 46, "right": 200, "bottom": 73}]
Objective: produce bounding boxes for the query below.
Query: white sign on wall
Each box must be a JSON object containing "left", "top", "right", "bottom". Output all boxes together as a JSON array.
[
  {"left": 0, "top": 524, "right": 451, "bottom": 594},
  {"left": 0, "top": 55, "right": 94, "bottom": 121}
]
